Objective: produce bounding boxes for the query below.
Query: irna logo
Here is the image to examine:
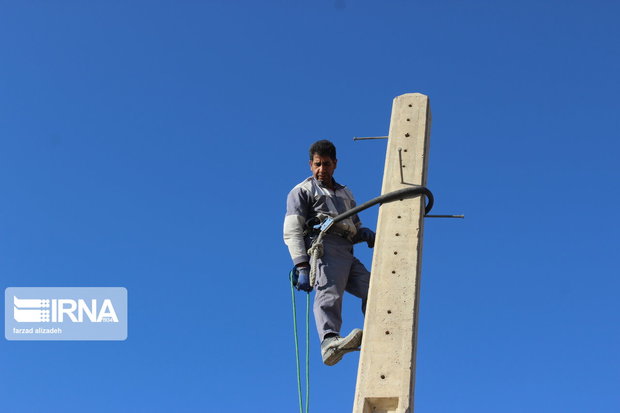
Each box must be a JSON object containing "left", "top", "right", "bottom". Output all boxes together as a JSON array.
[{"left": 13, "top": 296, "right": 119, "bottom": 323}]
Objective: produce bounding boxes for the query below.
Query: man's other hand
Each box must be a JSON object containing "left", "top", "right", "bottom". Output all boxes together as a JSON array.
[{"left": 357, "top": 228, "right": 376, "bottom": 248}]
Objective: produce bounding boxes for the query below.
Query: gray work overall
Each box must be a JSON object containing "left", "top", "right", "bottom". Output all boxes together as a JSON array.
[{"left": 309, "top": 233, "right": 370, "bottom": 341}]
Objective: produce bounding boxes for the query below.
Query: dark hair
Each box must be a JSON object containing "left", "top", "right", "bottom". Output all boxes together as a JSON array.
[{"left": 309, "top": 140, "right": 337, "bottom": 160}]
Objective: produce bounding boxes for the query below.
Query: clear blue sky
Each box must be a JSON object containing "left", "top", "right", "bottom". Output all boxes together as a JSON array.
[{"left": 1, "top": 1, "right": 619, "bottom": 412}]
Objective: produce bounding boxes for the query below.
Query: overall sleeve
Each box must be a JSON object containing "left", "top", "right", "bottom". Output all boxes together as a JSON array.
[
  {"left": 342, "top": 187, "right": 362, "bottom": 232},
  {"left": 283, "top": 186, "right": 311, "bottom": 265}
]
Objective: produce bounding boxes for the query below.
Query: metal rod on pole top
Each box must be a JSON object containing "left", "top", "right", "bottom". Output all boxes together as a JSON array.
[{"left": 353, "top": 136, "right": 389, "bottom": 141}]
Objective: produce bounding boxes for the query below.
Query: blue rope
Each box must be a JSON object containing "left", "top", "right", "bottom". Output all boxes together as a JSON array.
[
  {"left": 305, "top": 291, "right": 310, "bottom": 413},
  {"left": 290, "top": 269, "right": 310, "bottom": 413}
]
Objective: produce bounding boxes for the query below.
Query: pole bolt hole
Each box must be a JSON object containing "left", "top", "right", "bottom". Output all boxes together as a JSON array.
[
  {"left": 385, "top": 331, "right": 390, "bottom": 335},
  {"left": 405, "top": 133, "right": 410, "bottom": 137},
  {"left": 387, "top": 310, "right": 392, "bottom": 314},
  {"left": 381, "top": 375, "right": 386, "bottom": 379},
  {"left": 394, "top": 251, "right": 398, "bottom": 255}
]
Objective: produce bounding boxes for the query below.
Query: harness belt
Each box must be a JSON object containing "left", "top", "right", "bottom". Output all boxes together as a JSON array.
[{"left": 305, "top": 218, "right": 352, "bottom": 240}]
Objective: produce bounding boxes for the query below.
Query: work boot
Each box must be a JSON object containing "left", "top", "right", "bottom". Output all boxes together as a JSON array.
[{"left": 321, "top": 329, "right": 363, "bottom": 366}]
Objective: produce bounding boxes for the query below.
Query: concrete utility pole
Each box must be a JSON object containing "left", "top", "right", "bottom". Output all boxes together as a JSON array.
[{"left": 353, "top": 93, "right": 431, "bottom": 413}]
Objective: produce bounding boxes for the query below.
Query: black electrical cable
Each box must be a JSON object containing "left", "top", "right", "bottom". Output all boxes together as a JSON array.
[{"left": 330, "top": 185, "right": 434, "bottom": 224}]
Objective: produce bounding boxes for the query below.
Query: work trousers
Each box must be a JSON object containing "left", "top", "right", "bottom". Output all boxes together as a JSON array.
[{"left": 310, "top": 234, "right": 371, "bottom": 342}]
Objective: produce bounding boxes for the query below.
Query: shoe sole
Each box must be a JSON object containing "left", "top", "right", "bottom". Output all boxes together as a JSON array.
[
  {"left": 324, "top": 347, "right": 360, "bottom": 366},
  {"left": 323, "top": 329, "right": 363, "bottom": 366}
]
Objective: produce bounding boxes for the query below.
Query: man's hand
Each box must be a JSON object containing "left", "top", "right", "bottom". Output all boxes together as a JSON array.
[
  {"left": 357, "top": 228, "right": 376, "bottom": 248},
  {"left": 295, "top": 266, "right": 313, "bottom": 292}
]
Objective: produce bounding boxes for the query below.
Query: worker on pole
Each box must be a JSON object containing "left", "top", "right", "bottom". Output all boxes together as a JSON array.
[{"left": 283, "top": 140, "right": 375, "bottom": 366}]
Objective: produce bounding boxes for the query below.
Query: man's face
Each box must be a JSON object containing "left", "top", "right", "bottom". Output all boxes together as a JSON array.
[{"left": 309, "top": 154, "right": 337, "bottom": 185}]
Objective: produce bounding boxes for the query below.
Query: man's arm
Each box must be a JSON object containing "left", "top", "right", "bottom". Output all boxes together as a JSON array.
[
  {"left": 283, "top": 186, "right": 311, "bottom": 266},
  {"left": 346, "top": 190, "right": 376, "bottom": 248}
]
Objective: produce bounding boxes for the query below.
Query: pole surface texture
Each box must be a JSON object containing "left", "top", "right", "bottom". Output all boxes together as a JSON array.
[{"left": 352, "top": 93, "right": 432, "bottom": 413}]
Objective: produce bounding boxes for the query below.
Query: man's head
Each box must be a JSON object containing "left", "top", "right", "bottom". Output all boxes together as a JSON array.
[{"left": 309, "top": 140, "right": 337, "bottom": 187}]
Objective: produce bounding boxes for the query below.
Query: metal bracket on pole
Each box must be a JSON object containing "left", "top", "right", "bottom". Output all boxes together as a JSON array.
[{"left": 353, "top": 135, "right": 464, "bottom": 219}]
